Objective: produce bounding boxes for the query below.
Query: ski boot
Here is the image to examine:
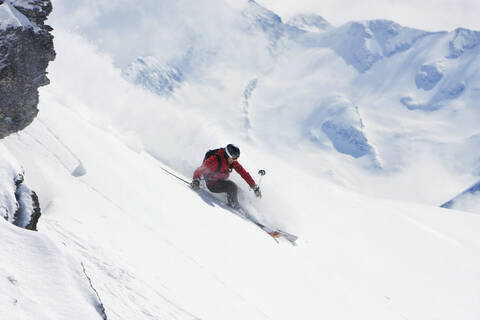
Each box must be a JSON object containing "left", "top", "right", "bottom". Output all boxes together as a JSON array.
[{"left": 227, "top": 194, "right": 240, "bottom": 210}]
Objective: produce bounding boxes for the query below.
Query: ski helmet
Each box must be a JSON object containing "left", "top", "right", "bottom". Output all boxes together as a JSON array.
[{"left": 225, "top": 144, "right": 240, "bottom": 159}]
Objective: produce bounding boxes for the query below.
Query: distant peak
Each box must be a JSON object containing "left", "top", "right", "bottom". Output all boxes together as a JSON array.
[
  {"left": 287, "top": 13, "right": 332, "bottom": 33},
  {"left": 244, "top": 0, "right": 282, "bottom": 24},
  {"left": 447, "top": 28, "right": 480, "bottom": 58},
  {"left": 323, "top": 18, "right": 432, "bottom": 72}
]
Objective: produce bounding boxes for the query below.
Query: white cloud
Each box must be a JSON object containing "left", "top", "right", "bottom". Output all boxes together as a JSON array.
[
  {"left": 49, "top": 0, "right": 246, "bottom": 67},
  {"left": 256, "top": 0, "right": 480, "bottom": 31}
]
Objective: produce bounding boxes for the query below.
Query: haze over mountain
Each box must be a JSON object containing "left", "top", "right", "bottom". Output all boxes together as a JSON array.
[{"left": 52, "top": 0, "right": 480, "bottom": 209}]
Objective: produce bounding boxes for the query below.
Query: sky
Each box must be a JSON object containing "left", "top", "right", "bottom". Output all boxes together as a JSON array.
[{"left": 254, "top": 0, "right": 480, "bottom": 31}]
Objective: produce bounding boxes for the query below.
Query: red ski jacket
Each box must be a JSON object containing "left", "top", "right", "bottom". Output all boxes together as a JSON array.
[{"left": 193, "top": 148, "right": 256, "bottom": 187}]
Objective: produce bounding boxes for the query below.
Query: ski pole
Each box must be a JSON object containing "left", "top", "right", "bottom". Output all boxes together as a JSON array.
[
  {"left": 159, "top": 166, "right": 191, "bottom": 185},
  {"left": 257, "top": 169, "right": 266, "bottom": 187}
]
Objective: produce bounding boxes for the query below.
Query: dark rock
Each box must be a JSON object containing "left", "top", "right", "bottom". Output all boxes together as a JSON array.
[
  {"left": 13, "top": 177, "right": 42, "bottom": 231},
  {"left": 25, "top": 190, "right": 41, "bottom": 231},
  {"left": 0, "top": 0, "right": 55, "bottom": 139},
  {"left": 415, "top": 63, "right": 444, "bottom": 90}
]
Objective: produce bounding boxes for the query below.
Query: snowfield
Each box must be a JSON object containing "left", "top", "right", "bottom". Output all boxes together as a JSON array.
[
  {"left": 2, "top": 0, "right": 480, "bottom": 319},
  {"left": 3, "top": 91, "right": 480, "bottom": 319}
]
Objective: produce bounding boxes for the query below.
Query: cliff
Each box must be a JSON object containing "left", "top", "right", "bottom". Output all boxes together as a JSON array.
[{"left": 0, "top": 0, "right": 55, "bottom": 138}]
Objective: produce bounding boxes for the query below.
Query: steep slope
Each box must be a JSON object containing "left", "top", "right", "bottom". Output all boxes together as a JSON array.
[
  {"left": 3, "top": 81, "right": 480, "bottom": 319},
  {"left": 0, "top": 216, "right": 107, "bottom": 320},
  {"left": 1, "top": 26, "right": 480, "bottom": 319}
]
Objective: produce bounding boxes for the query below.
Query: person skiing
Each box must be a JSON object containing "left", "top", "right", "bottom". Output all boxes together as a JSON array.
[{"left": 191, "top": 144, "right": 261, "bottom": 209}]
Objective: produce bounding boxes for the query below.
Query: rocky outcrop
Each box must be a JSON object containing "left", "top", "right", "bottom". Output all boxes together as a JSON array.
[
  {"left": 441, "top": 181, "right": 480, "bottom": 213},
  {"left": 12, "top": 172, "right": 42, "bottom": 230},
  {"left": 415, "top": 63, "right": 444, "bottom": 91},
  {"left": 306, "top": 96, "right": 380, "bottom": 167},
  {"left": 0, "top": 0, "right": 55, "bottom": 139},
  {"left": 0, "top": 142, "right": 42, "bottom": 231},
  {"left": 447, "top": 28, "right": 480, "bottom": 59},
  {"left": 122, "top": 56, "right": 185, "bottom": 96}
]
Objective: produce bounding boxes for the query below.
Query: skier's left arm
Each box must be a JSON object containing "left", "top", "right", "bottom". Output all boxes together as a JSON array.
[{"left": 233, "top": 162, "right": 262, "bottom": 198}]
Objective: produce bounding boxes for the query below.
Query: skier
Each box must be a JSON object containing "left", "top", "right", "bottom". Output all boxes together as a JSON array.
[{"left": 191, "top": 144, "right": 262, "bottom": 209}]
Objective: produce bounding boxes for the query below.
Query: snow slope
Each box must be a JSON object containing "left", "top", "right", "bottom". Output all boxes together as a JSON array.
[
  {"left": 4, "top": 86, "right": 480, "bottom": 319},
  {"left": 0, "top": 218, "right": 107, "bottom": 320},
  {"left": 1, "top": 1, "right": 480, "bottom": 319},
  {"left": 1, "top": 22, "right": 480, "bottom": 319}
]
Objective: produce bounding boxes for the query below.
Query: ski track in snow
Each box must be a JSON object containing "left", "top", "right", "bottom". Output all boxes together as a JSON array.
[{"left": 399, "top": 213, "right": 466, "bottom": 250}]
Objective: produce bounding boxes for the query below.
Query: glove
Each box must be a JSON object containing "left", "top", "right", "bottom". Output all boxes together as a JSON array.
[
  {"left": 252, "top": 184, "right": 262, "bottom": 198},
  {"left": 191, "top": 179, "right": 200, "bottom": 191}
]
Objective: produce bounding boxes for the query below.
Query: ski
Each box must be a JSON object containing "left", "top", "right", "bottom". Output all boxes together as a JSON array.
[
  {"left": 158, "top": 165, "right": 298, "bottom": 245},
  {"left": 193, "top": 186, "right": 298, "bottom": 245},
  {"left": 235, "top": 207, "right": 281, "bottom": 244},
  {"left": 235, "top": 207, "right": 298, "bottom": 246}
]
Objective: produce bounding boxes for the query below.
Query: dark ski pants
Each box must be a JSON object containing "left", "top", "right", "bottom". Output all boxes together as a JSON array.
[{"left": 207, "top": 180, "right": 239, "bottom": 208}]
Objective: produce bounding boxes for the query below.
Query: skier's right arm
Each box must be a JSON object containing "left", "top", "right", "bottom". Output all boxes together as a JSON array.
[{"left": 193, "top": 156, "right": 219, "bottom": 180}]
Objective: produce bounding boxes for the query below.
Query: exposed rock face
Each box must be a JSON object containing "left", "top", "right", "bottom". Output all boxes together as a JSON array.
[
  {"left": 441, "top": 181, "right": 480, "bottom": 213},
  {"left": 306, "top": 95, "right": 380, "bottom": 166},
  {"left": 13, "top": 172, "right": 42, "bottom": 230},
  {"left": 0, "top": 0, "right": 55, "bottom": 139},
  {"left": 0, "top": 143, "right": 41, "bottom": 230},
  {"left": 415, "top": 63, "right": 444, "bottom": 91},
  {"left": 122, "top": 56, "right": 185, "bottom": 96}
]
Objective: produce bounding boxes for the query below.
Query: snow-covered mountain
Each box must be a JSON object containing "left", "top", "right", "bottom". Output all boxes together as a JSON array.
[
  {"left": 442, "top": 180, "right": 480, "bottom": 212},
  {"left": 287, "top": 14, "right": 333, "bottom": 33},
  {"left": 2, "top": 0, "right": 480, "bottom": 319},
  {"left": 118, "top": 0, "right": 480, "bottom": 207}
]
